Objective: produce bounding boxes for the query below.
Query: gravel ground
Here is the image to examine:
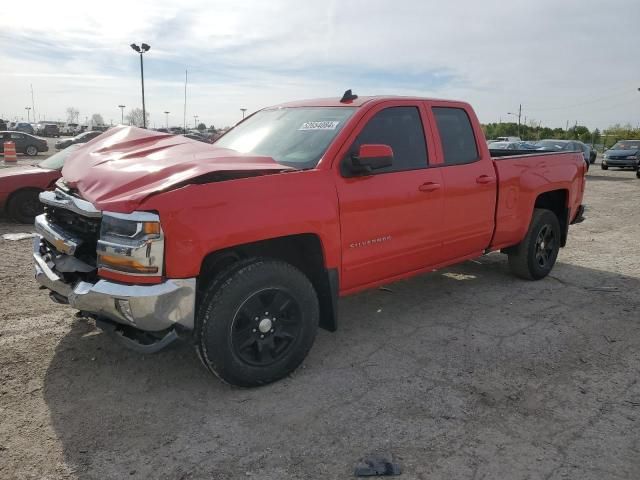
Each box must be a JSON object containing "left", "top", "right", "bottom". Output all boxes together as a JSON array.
[{"left": 0, "top": 162, "right": 639, "bottom": 479}]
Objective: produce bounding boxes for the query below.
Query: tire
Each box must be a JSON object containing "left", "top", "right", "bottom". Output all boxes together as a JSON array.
[
  {"left": 197, "top": 259, "right": 319, "bottom": 387},
  {"left": 508, "top": 208, "right": 561, "bottom": 280},
  {"left": 6, "top": 189, "right": 43, "bottom": 223},
  {"left": 636, "top": 170, "right": 640, "bottom": 179},
  {"left": 601, "top": 163, "right": 608, "bottom": 170},
  {"left": 25, "top": 145, "right": 38, "bottom": 156}
]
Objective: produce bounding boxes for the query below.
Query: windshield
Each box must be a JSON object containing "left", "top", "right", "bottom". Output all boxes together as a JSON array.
[
  {"left": 610, "top": 141, "right": 640, "bottom": 150},
  {"left": 38, "top": 145, "right": 80, "bottom": 170},
  {"left": 215, "top": 107, "right": 356, "bottom": 169}
]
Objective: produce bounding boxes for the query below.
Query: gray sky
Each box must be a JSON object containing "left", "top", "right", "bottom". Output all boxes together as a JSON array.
[{"left": 1, "top": 0, "right": 638, "bottom": 130}]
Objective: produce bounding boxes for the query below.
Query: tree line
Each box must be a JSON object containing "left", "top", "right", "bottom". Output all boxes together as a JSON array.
[{"left": 483, "top": 122, "right": 640, "bottom": 150}]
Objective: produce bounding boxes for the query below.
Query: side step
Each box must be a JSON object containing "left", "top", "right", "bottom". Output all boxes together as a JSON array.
[{"left": 95, "top": 318, "right": 179, "bottom": 354}]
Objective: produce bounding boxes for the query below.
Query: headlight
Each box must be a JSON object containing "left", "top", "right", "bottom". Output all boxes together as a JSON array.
[
  {"left": 602, "top": 154, "right": 607, "bottom": 159},
  {"left": 625, "top": 155, "right": 638, "bottom": 160},
  {"left": 97, "top": 212, "right": 164, "bottom": 277}
]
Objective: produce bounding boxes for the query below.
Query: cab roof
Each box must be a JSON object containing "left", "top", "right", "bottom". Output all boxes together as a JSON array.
[{"left": 271, "top": 95, "right": 460, "bottom": 109}]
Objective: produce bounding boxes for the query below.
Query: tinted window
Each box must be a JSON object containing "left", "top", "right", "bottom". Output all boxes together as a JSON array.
[
  {"left": 351, "top": 106, "right": 427, "bottom": 173},
  {"left": 432, "top": 107, "right": 479, "bottom": 165}
]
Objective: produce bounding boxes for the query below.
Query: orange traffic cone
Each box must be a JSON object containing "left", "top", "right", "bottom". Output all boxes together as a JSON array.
[{"left": 3, "top": 141, "right": 17, "bottom": 163}]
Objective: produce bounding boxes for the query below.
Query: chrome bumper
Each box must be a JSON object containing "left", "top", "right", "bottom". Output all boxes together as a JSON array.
[{"left": 33, "top": 237, "right": 196, "bottom": 332}]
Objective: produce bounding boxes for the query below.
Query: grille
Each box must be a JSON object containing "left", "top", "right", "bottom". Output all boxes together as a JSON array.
[{"left": 44, "top": 205, "right": 101, "bottom": 266}]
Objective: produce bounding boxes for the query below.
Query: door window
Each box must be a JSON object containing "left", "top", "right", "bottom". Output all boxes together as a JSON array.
[
  {"left": 432, "top": 107, "right": 479, "bottom": 165},
  {"left": 350, "top": 106, "right": 428, "bottom": 174}
]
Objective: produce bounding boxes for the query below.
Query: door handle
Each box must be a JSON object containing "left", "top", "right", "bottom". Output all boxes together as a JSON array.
[
  {"left": 476, "top": 175, "right": 496, "bottom": 184},
  {"left": 418, "top": 182, "right": 441, "bottom": 192}
]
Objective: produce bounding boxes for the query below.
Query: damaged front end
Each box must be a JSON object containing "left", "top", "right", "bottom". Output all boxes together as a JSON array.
[{"left": 33, "top": 187, "right": 196, "bottom": 353}]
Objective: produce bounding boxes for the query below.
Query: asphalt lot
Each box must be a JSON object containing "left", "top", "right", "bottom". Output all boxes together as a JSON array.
[{"left": 0, "top": 161, "right": 639, "bottom": 479}]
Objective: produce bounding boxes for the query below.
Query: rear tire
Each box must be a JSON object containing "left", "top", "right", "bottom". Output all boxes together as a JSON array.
[
  {"left": 196, "top": 259, "right": 319, "bottom": 387},
  {"left": 6, "top": 189, "right": 43, "bottom": 223},
  {"left": 508, "top": 209, "right": 561, "bottom": 280},
  {"left": 25, "top": 145, "right": 38, "bottom": 156}
]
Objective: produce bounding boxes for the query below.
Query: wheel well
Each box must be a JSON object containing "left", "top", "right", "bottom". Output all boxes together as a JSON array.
[
  {"left": 534, "top": 189, "right": 568, "bottom": 246},
  {"left": 198, "top": 234, "right": 339, "bottom": 332}
]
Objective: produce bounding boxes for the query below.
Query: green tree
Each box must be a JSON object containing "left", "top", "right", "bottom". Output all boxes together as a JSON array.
[{"left": 197, "top": 123, "right": 206, "bottom": 131}]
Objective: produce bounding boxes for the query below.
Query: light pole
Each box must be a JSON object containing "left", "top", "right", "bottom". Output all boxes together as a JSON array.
[
  {"left": 164, "top": 111, "right": 170, "bottom": 129},
  {"left": 118, "top": 105, "right": 126, "bottom": 124},
  {"left": 240, "top": 108, "right": 247, "bottom": 120},
  {"left": 130, "top": 43, "right": 150, "bottom": 128},
  {"left": 25, "top": 107, "right": 31, "bottom": 123},
  {"left": 507, "top": 104, "right": 522, "bottom": 137}
]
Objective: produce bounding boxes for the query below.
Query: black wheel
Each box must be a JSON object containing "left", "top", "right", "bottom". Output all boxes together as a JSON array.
[
  {"left": 636, "top": 170, "right": 640, "bottom": 179},
  {"left": 25, "top": 145, "right": 38, "bottom": 156},
  {"left": 601, "top": 163, "right": 608, "bottom": 170},
  {"left": 508, "top": 209, "right": 561, "bottom": 280},
  {"left": 6, "top": 189, "right": 43, "bottom": 223},
  {"left": 196, "top": 259, "right": 319, "bottom": 387}
]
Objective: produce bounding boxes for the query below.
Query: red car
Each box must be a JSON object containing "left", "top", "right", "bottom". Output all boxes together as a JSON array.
[
  {"left": 0, "top": 145, "right": 80, "bottom": 223},
  {"left": 34, "top": 94, "right": 586, "bottom": 386}
]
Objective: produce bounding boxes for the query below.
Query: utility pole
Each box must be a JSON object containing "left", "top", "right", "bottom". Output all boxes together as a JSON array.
[
  {"left": 30, "top": 84, "right": 36, "bottom": 122},
  {"left": 130, "top": 43, "right": 150, "bottom": 128},
  {"left": 183, "top": 70, "right": 188, "bottom": 133}
]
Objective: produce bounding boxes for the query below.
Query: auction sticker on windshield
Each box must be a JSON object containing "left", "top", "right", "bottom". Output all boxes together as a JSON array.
[{"left": 298, "top": 121, "right": 340, "bottom": 130}]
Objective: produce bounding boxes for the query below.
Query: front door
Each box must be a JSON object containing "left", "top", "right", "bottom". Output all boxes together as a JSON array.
[{"left": 335, "top": 103, "right": 445, "bottom": 291}]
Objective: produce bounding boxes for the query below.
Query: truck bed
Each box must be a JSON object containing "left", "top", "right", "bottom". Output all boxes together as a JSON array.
[{"left": 489, "top": 150, "right": 586, "bottom": 251}]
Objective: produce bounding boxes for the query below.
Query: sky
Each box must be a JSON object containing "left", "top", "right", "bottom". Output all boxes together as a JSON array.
[{"left": 0, "top": 0, "right": 639, "bottom": 131}]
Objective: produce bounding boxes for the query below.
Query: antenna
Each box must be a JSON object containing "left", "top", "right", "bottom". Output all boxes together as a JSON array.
[{"left": 340, "top": 89, "right": 358, "bottom": 103}]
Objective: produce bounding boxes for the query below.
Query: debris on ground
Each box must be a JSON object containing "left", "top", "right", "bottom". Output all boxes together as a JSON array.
[
  {"left": 2, "top": 233, "right": 36, "bottom": 241},
  {"left": 588, "top": 286, "right": 619, "bottom": 292},
  {"left": 354, "top": 452, "right": 401, "bottom": 476}
]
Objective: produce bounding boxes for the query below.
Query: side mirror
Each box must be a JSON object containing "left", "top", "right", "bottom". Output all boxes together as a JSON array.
[{"left": 345, "top": 144, "right": 394, "bottom": 176}]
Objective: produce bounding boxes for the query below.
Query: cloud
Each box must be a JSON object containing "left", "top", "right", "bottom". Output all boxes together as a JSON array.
[{"left": 0, "top": 0, "right": 638, "bottom": 129}]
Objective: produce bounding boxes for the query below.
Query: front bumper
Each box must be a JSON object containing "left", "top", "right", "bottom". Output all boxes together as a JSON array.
[
  {"left": 602, "top": 158, "right": 638, "bottom": 168},
  {"left": 33, "top": 237, "right": 196, "bottom": 332}
]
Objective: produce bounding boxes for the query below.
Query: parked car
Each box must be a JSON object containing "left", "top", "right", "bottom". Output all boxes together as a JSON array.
[
  {"left": 183, "top": 133, "right": 210, "bottom": 143},
  {"left": 0, "top": 131, "right": 49, "bottom": 156},
  {"left": 0, "top": 145, "right": 81, "bottom": 223},
  {"left": 13, "top": 122, "right": 35, "bottom": 135},
  {"left": 33, "top": 94, "right": 586, "bottom": 387},
  {"left": 487, "top": 141, "right": 520, "bottom": 150},
  {"left": 496, "top": 136, "right": 522, "bottom": 142},
  {"left": 54, "top": 130, "right": 103, "bottom": 150},
  {"left": 534, "top": 139, "right": 590, "bottom": 168},
  {"left": 61, "top": 123, "right": 80, "bottom": 135},
  {"left": 601, "top": 140, "right": 640, "bottom": 170},
  {"left": 41, "top": 124, "right": 60, "bottom": 137}
]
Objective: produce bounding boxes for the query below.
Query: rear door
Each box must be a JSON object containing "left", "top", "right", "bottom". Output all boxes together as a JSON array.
[
  {"left": 428, "top": 104, "right": 497, "bottom": 257},
  {"left": 334, "top": 102, "right": 445, "bottom": 291}
]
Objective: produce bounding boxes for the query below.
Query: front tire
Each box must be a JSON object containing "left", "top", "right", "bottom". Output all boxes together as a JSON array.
[
  {"left": 196, "top": 259, "right": 319, "bottom": 387},
  {"left": 508, "top": 209, "right": 561, "bottom": 280},
  {"left": 601, "top": 163, "right": 608, "bottom": 170}
]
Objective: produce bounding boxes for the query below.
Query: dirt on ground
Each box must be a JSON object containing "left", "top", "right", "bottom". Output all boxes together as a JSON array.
[{"left": 0, "top": 162, "right": 639, "bottom": 479}]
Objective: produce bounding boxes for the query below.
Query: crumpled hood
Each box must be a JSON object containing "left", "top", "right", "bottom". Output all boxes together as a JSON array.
[{"left": 61, "top": 126, "right": 292, "bottom": 211}]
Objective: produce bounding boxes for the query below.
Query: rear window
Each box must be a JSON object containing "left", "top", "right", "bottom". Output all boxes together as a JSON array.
[{"left": 432, "top": 107, "right": 479, "bottom": 165}]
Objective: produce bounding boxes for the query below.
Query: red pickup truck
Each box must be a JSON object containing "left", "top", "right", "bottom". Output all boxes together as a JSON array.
[{"left": 33, "top": 93, "right": 586, "bottom": 386}]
